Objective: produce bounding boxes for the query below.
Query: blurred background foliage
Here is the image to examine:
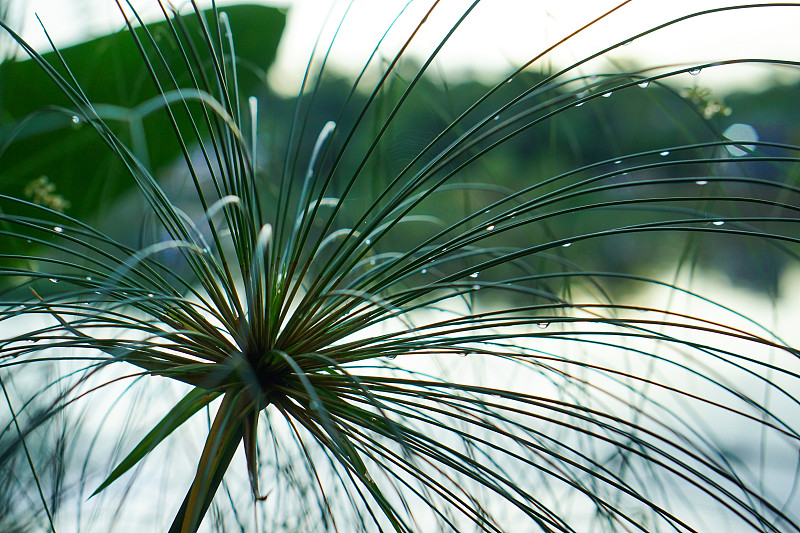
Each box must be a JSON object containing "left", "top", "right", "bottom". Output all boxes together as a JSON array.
[
  {"left": 2, "top": 4, "right": 797, "bottom": 301},
  {"left": 0, "top": 4, "right": 284, "bottom": 230}
]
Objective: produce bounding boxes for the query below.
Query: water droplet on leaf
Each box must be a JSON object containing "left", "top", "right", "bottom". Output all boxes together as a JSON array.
[
  {"left": 660, "top": 151, "right": 670, "bottom": 157},
  {"left": 470, "top": 272, "right": 479, "bottom": 278},
  {"left": 602, "top": 92, "right": 612, "bottom": 98},
  {"left": 695, "top": 180, "right": 708, "bottom": 185},
  {"left": 712, "top": 220, "right": 725, "bottom": 226},
  {"left": 537, "top": 322, "right": 549, "bottom": 329},
  {"left": 53, "top": 226, "right": 63, "bottom": 233},
  {"left": 638, "top": 81, "right": 650, "bottom": 88},
  {"left": 486, "top": 225, "right": 495, "bottom": 231},
  {"left": 562, "top": 242, "right": 572, "bottom": 248},
  {"left": 689, "top": 68, "right": 701, "bottom": 76}
]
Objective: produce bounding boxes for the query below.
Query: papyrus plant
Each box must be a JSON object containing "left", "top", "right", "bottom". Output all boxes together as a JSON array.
[{"left": 2, "top": 1, "right": 800, "bottom": 531}]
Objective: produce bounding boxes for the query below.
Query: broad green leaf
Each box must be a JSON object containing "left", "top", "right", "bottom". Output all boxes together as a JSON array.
[{"left": 0, "top": 4, "right": 285, "bottom": 225}]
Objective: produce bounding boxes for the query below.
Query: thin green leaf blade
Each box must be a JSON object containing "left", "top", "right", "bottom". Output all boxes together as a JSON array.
[
  {"left": 91, "top": 386, "right": 222, "bottom": 497},
  {"left": 170, "top": 391, "right": 250, "bottom": 533}
]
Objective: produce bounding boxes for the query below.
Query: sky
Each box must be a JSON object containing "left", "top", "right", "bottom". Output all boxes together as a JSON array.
[{"left": 8, "top": 0, "right": 800, "bottom": 95}]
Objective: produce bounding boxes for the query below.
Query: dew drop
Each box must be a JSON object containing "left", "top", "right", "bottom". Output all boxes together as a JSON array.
[
  {"left": 562, "top": 242, "right": 572, "bottom": 248},
  {"left": 638, "top": 80, "right": 650, "bottom": 88},
  {"left": 623, "top": 40, "right": 632, "bottom": 46},
  {"left": 49, "top": 278, "right": 59, "bottom": 283},
  {"left": 459, "top": 352, "right": 470, "bottom": 357},
  {"left": 689, "top": 68, "right": 701, "bottom": 76},
  {"left": 85, "top": 276, "right": 92, "bottom": 281},
  {"left": 420, "top": 268, "right": 427, "bottom": 274},
  {"left": 614, "top": 160, "right": 622, "bottom": 165},
  {"left": 472, "top": 284, "right": 480, "bottom": 291},
  {"left": 695, "top": 180, "right": 708, "bottom": 185},
  {"left": 575, "top": 102, "right": 585, "bottom": 107},
  {"left": 469, "top": 272, "right": 479, "bottom": 278},
  {"left": 53, "top": 226, "right": 63, "bottom": 233},
  {"left": 386, "top": 354, "right": 397, "bottom": 360},
  {"left": 659, "top": 151, "right": 670, "bottom": 157},
  {"left": 147, "top": 293, "right": 155, "bottom": 298},
  {"left": 486, "top": 225, "right": 495, "bottom": 231},
  {"left": 537, "top": 322, "right": 550, "bottom": 329},
  {"left": 712, "top": 220, "right": 725, "bottom": 226},
  {"left": 493, "top": 115, "right": 500, "bottom": 120},
  {"left": 71, "top": 115, "right": 80, "bottom": 124},
  {"left": 365, "top": 238, "right": 372, "bottom": 245},
  {"left": 369, "top": 259, "right": 376, "bottom": 265},
  {"left": 602, "top": 92, "right": 613, "bottom": 98}
]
